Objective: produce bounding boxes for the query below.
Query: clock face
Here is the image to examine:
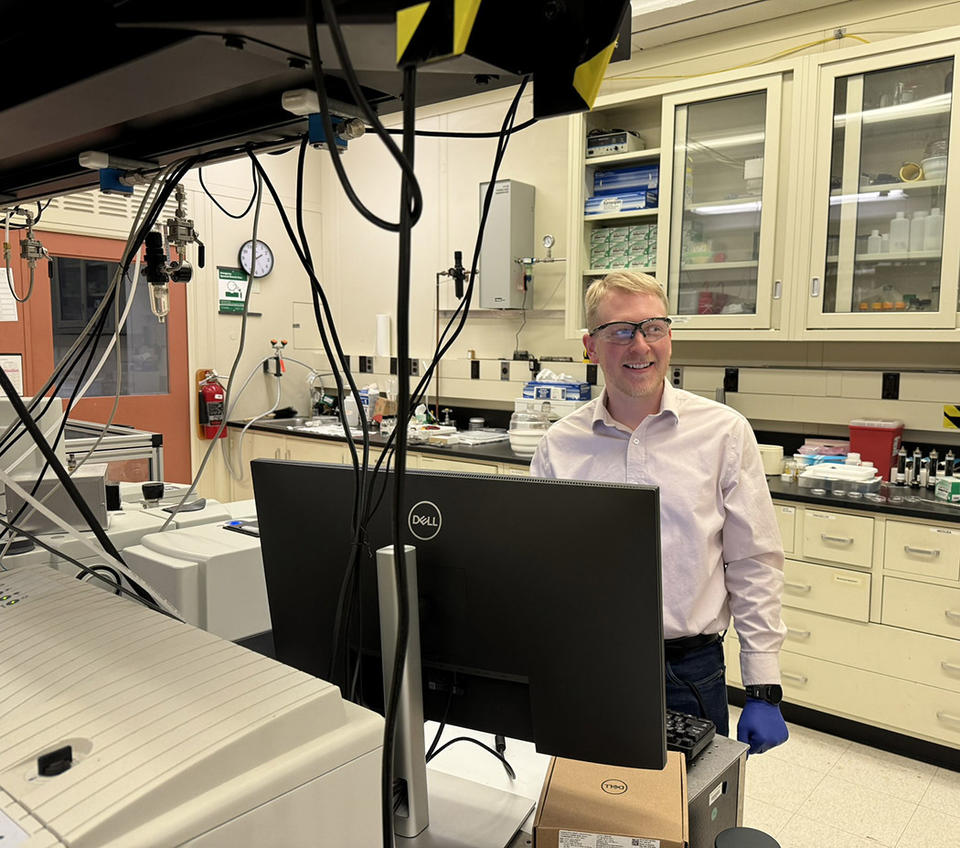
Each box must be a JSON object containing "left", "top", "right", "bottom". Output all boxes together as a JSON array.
[{"left": 238, "top": 240, "right": 274, "bottom": 278}]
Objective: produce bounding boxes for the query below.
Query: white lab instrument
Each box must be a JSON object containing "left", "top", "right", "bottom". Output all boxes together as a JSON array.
[
  {"left": 122, "top": 521, "right": 268, "bottom": 642},
  {"left": 120, "top": 482, "right": 256, "bottom": 529},
  {"left": 0, "top": 564, "right": 382, "bottom": 848}
]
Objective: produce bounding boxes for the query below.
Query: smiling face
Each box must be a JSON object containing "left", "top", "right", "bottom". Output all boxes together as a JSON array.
[{"left": 583, "top": 290, "right": 672, "bottom": 425}]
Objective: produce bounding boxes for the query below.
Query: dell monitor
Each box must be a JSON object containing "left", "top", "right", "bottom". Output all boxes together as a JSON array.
[{"left": 252, "top": 459, "right": 666, "bottom": 772}]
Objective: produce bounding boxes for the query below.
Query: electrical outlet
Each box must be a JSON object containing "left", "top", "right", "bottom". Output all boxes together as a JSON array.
[
  {"left": 671, "top": 366, "right": 683, "bottom": 388},
  {"left": 389, "top": 357, "right": 397, "bottom": 375},
  {"left": 470, "top": 361, "right": 480, "bottom": 379},
  {"left": 882, "top": 372, "right": 900, "bottom": 400},
  {"left": 723, "top": 367, "right": 739, "bottom": 393},
  {"left": 408, "top": 358, "right": 420, "bottom": 377},
  {"left": 359, "top": 356, "right": 373, "bottom": 374},
  {"left": 500, "top": 361, "right": 511, "bottom": 381}
]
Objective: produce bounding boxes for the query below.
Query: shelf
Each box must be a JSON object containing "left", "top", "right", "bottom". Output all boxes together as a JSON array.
[
  {"left": 584, "top": 148, "right": 660, "bottom": 166},
  {"left": 584, "top": 267, "right": 656, "bottom": 276},
  {"left": 826, "top": 250, "right": 941, "bottom": 262},
  {"left": 584, "top": 208, "right": 658, "bottom": 222},
  {"left": 680, "top": 260, "right": 758, "bottom": 270},
  {"left": 830, "top": 178, "right": 945, "bottom": 196}
]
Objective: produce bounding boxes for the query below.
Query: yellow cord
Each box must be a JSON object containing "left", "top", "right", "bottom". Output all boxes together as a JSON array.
[{"left": 610, "top": 32, "right": 872, "bottom": 82}]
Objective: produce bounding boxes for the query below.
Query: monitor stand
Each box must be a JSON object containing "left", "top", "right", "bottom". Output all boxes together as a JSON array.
[{"left": 377, "top": 545, "right": 535, "bottom": 847}]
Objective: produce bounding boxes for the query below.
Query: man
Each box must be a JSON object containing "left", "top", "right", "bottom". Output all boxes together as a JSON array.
[{"left": 530, "top": 271, "right": 788, "bottom": 755}]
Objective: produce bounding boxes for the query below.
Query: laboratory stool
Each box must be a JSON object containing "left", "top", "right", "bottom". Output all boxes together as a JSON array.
[{"left": 715, "top": 826, "right": 781, "bottom": 848}]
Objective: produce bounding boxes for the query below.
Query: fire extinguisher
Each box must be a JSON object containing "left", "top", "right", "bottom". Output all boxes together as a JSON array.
[{"left": 197, "top": 371, "right": 227, "bottom": 439}]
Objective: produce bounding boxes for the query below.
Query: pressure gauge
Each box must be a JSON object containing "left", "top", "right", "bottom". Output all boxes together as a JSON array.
[
  {"left": 238, "top": 240, "right": 274, "bottom": 278},
  {"left": 542, "top": 234, "right": 555, "bottom": 249}
]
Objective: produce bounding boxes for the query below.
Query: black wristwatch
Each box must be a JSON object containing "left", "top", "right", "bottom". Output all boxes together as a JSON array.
[{"left": 745, "top": 684, "right": 783, "bottom": 705}]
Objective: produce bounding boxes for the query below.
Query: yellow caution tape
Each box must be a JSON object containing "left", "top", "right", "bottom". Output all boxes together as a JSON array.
[
  {"left": 944, "top": 404, "right": 960, "bottom": 430},
  {"left": 573, "top": 41, "right": 617, "bottom": 110},
  {"left": 397, "top": 2, "right": 431, "bottom": 64}
]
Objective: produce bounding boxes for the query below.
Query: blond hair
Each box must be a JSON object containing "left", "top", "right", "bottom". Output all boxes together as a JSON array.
[{"left": 584, "top": 272, "right": 669, "bottom": 329}]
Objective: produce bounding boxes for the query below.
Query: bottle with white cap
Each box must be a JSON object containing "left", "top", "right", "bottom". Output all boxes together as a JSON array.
[{"left": 909, "top": 210, "right": 927, "bottom": 252}]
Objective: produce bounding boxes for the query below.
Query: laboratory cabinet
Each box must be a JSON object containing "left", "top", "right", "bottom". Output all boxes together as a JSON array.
[
  {"left": 799, "top": 37, "right": 960, "bottom": 337},
  {"left": 565, "top": 26, "right": 960, "bottom": 342},
  {"left": 725, "top": 500, "right": 960, "bottom": 754}
]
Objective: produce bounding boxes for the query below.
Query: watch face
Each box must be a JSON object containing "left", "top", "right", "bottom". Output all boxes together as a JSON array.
[{"left": 238, "top": 240, "right": 274, "bottom": 278}]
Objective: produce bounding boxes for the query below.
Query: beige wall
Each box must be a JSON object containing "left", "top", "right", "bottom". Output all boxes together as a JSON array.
[{"left": 180, "top": 0, "right": 960, "bottom": 499}]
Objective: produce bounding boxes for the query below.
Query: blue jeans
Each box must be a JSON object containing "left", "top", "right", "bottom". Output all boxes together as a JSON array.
[{"left": 665, "top": 639, "right": 730, "bottom": 737}]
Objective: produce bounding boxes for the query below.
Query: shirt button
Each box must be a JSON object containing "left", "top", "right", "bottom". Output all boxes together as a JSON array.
[{"left": 633, "top": 438, "right": 639, "bottom": 444}]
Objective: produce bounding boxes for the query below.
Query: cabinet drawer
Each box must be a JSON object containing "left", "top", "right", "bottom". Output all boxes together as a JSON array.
[
  {"left": 801, "top": 509, "right": 873, "bottom": 567},
  {"left": 883, "top": 576, "right": 960, "bottom": 641},
  {"left": 884, "top": 520, "right": 960, "bottom": 581},
  {"left": 726, "top": 639, "right": 960, "bottom": 749},
  {"left": 777, "top": 607, "right": 960, "bottom": 694},
  {"left": 418, "top": 456, "right": 499, "bottom": 474},
  {"left": 783, "top": 559, "right": 871, "bottom": 622},
  {"left": 775, "top": 504, "right": 796, "bottom": 555}
]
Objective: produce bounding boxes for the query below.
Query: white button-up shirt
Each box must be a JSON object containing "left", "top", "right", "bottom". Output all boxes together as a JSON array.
[{"left": 530, "top": 381, "right": 786, "bottom": 684}]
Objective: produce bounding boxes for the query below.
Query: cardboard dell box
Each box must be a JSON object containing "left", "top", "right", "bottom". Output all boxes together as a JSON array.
[{"left": 534, "top": 753, "right": 688, "bottom": 848}]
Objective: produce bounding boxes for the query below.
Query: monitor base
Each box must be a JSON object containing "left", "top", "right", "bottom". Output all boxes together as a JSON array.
[{"left": 397, "top": 770, "right": 535, "bottom": 847}]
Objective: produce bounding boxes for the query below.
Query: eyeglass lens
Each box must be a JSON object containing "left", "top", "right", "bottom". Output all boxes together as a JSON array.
[{"left": 596, "top": 319, "right": 670, "bottom": 343}]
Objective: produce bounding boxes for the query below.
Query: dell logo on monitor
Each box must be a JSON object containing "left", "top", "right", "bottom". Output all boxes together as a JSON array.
[{"left": 408, "top": 501, "right": 442, "bottom": 540}]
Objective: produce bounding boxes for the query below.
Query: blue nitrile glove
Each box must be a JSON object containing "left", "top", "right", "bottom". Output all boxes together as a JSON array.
[{"left": 737, "top": 699, "right": 789, "bottom": 755}]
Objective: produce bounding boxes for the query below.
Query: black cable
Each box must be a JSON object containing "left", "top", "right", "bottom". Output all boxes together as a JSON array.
[
  {"left": 305, "top": 0, "right": 422, "bottom": 232},
  {"left": 380, "top": 61, "right": 418, "bottom": 848},
  {"left": 376, "top": 117, "right": 537, "bottom": 139},
  {"left": 0, "top": 367, "right": 127, "bottom": 565},
  {"left": 425, "top": 736, "right": 517, "bottom": 779},
  {"left": 78, "top": 564, "right": 122, "bottom": 595},
  {"left": 0, "top": 514, "right": 179, "bottom": 619},
  {"left": 198, "top": 160, "right": 259, "bottom": 219}
]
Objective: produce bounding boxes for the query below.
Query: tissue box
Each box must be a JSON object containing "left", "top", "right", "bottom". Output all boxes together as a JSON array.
[
  {"left": 523, "top": 381, "right": 592, "bottom": 401},
  {"left": 935, "top": 477, "right": 960, "bottom": 503},
  {"left": 533, "top": 754, "right": 688, "bottom": 848},
  {"left": 585, "top": 190, "right": 658, "bottom": 215},
  {"left": 594, "top": 164, "right": 659, "bottom": 196}
]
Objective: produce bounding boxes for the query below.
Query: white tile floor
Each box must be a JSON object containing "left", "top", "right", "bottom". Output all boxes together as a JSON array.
[
  {"left": 427, "top": 708, "right": 960, "bottom": 847},
  {"left": 731, "top": 705, "right": 960, "bottom": 848}
]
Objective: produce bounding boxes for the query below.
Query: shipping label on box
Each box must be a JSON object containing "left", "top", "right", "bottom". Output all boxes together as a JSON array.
[{"left": 523, "top": 382, "right": 592, "bottom": 401}]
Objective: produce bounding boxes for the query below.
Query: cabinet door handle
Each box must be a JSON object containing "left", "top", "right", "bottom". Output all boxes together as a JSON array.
[
  {"left": 940, "top": 661, "right": 960, "bottom": 674},
  {"left": 904, "top": 545, "right": 940, "bottom": 557},
  {"left": 810, "top": 276, "right": 821, "bottom": 297},
  {"left": 820, "top": 533, "right": 853, "bottom": 545},
  {"left": 937, "top": 711, "right": 960, "bottom": 726},
  {"left": 946, "top": 610, "right": 960, "bottom": 622},
  {"left": 782, "top": 671, "right": 808, "bottom": 685},
  {"left": 773, "top": 280, "right": 783, "bottom": 300},
  {"left": 785, "top": 581, "right": 812, "bottom": 593},
  {"left": 786, "top": 628, "right": 812, "bottom": 640}
]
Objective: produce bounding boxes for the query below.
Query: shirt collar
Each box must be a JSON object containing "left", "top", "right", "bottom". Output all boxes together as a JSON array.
[{"left": 592, "top": 380, "right": 681, "bottom": 433}]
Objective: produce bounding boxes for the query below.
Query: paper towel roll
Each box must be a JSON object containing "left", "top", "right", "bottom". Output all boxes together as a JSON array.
[{"left": 375, "top": 314, "right": 391, "bottom": 357}]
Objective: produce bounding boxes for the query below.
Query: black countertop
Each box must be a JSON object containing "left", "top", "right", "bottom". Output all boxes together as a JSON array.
[
  {"left": 228, "top": 419, "right": 533, "bottom": 467},
  {"left": 230, "top": 420, "right": 960, "bottom": 524}
]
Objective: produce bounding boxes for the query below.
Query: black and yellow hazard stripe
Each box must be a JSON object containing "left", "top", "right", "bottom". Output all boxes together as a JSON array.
[
  {"left": 945, "top": 404, "right": 960, "bottom": 430},
  {"left": 397, "top": 1, "right": 483, "bottom": 67}
]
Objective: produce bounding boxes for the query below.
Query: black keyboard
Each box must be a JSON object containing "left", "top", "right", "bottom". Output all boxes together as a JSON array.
[{"left": 666, "top": 708, "right": 716, "bottom": 764}]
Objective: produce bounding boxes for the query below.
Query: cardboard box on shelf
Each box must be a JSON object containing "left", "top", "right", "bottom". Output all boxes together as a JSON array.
[{"left": 534, "top": 753, "right": 688, "bottom": 848}]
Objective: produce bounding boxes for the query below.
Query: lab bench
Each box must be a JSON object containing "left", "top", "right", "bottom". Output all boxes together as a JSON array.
[{"left": 228, "top": 420, "right": 960, "bottom": 765}]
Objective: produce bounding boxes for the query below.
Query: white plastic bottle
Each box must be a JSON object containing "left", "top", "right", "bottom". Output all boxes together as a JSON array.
[
  {"left": 866, "top": 230, "right": 882, "bottom": 254},
  {"left": 924, "top": 207, "right": 943, "bottom": 251},
  {"left": 881, "top": 233, "right": 890, "bottom": 253},
  {"left": 889, "top": 211, "right": 910, "bottom": 252},
  {"left": 909, "top": 210, "right": 927, "bottom": 252}
]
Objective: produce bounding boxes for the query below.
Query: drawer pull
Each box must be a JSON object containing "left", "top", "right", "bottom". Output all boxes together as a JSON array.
[
  {"left": 820, "top": 534, "right": 853, "bottom": 545},
  {"left": 946, "top": 610, "right": 960, "bottom": 623},
  {"left": 937, "top": 711, "right": 960, "bottom": 726},
  {"left": 785, "top": 581, "right": 812, "bottom": 593},
  {"left": 786, "top": 628, "right": 811, "bottom": 640},
  {"left": 904, "top": 545, "right": 940, "bottom": 558},
  {"left": 941, "top": 661, "right": 960, "bottom": 674},
  {"left": 782, "top": 671, "right": 808, "bottom": 685}
]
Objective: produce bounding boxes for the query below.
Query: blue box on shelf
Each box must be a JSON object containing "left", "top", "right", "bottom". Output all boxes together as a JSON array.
[
  {"left": 594, "top": 164, "right": 659, "bottom": 196},
  {"left": 523, "top": 381, "right": 592, "bottom": 401},
  {"left": 584, "top": 190, "right": 658, "bottom": 215}
]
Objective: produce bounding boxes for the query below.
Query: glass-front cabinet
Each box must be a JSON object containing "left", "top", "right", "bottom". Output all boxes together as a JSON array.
[
  {"left": 658, "top": 77, "right": 785, "bottom": 330},
  {"left": 805, "top": 43, "right": 960, "bottom": 329}
]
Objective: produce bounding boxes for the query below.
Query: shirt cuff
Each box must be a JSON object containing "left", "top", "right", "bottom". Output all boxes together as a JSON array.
[{"left": 738, "top": 650, "right": 781, "bottom": 686}]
